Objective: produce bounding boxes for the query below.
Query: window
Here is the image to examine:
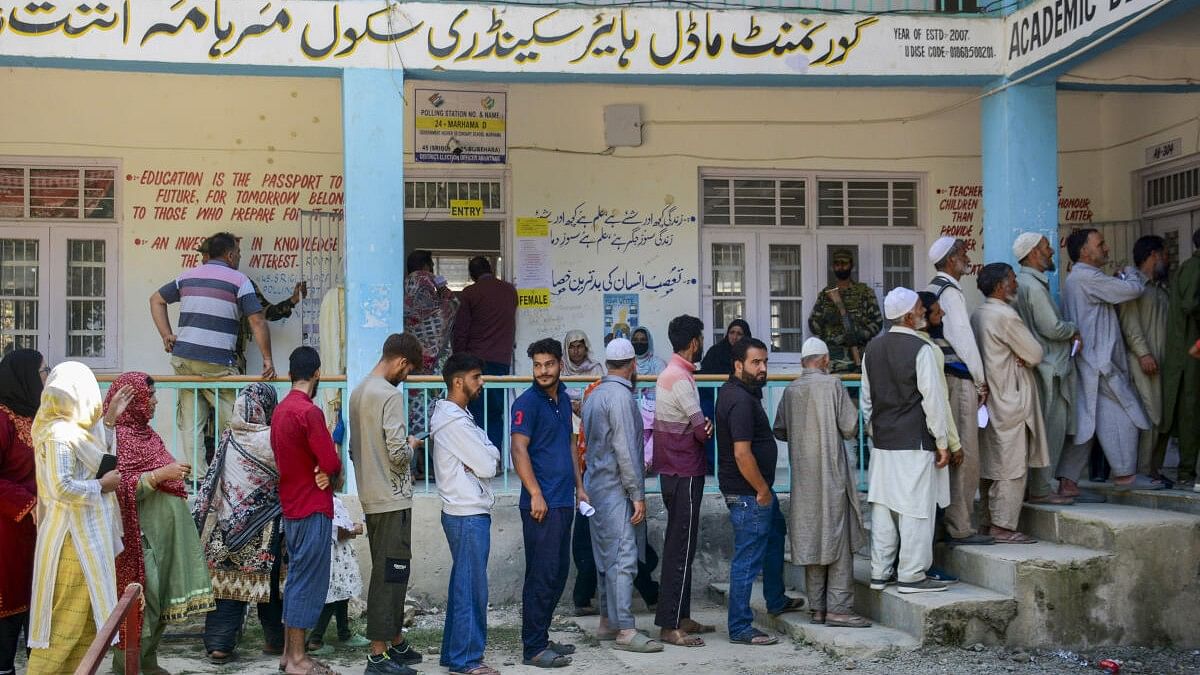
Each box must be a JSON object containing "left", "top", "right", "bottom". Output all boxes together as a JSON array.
[
  {"left": 1143, "top": 165, "right": 1200, "bottom": 214},
  {"left": 818, "top": 178, "right": 917, "bottom": 228},
  {"left": 709, "top": 242, "right": 747, "bottom": 346},
  {"left": 0, "top": 158, "right": 120, "bottom": 368},
  {"left": 768, "top": 244, "right": 804, "bottom": 353},
  {"left": 702, "top": 177, "right": 805, "bottom": 227},
  {"left": 404, "top": 179, "right": 503, "bottom": 212}
]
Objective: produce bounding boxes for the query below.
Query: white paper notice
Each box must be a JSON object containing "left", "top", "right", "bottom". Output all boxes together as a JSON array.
[
  {"left": 977, "top": 404, "right": 990, "bottom": 429},
  {"left": 517, "top": 237, "right": 552, "bottom": 288}
]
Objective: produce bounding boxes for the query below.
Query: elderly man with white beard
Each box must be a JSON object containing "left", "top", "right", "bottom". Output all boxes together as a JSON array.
[
  {"left": 971, "top": 263, "right": 1050, "bottom": 544},
  {"left": 861, "top": 288, "right": 952, "bottom": 595}
]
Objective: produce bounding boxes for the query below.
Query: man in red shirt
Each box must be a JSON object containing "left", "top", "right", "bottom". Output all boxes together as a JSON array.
[{"left": 271, "top": 346, "right": 342, "bottom": 675}]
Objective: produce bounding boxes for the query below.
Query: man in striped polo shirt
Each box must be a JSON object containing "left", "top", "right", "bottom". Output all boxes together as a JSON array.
[{"left": 150, "top": 232, "right": 274, "bottom": 470}]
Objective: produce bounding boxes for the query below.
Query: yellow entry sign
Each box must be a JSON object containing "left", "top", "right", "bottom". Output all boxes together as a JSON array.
[{"left": 450, "top": 199, "right": 485, "bottom": 219}]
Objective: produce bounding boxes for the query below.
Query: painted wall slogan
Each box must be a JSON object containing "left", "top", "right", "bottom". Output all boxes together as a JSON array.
[{"left": 0, "top": 2, "right": 1003, "bottom": 77}]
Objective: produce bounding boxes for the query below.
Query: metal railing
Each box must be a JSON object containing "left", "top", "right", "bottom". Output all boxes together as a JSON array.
[{"left": 99, "top": 373, "right": 868, "bottom": 495}]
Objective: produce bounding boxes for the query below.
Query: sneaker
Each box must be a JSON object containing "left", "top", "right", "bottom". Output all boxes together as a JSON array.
[
  {"left": 869, "top": 572, "right": 897, "bottom": 590},
  {"left": 926, "top": 567, "right": 959, "bottom": 584},
  {"left": 387, "top": 641, "right": 423, "bottom": 666},
  {"left": 898, "top": 578, "right": 948, "bottom": 594},
  {"left": 366, "top": 653, "right": 417, "bottom": 675},
  {"left": 338, "top": 634, "right": 371, "bottom": 649}
]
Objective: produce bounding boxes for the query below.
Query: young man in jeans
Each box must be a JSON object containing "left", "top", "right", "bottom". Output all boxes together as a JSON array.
[
  {"left": 511, "top": 339, "right": 584, "bottom": 668},
  {"left": 430, "top": 353, "right": 501, "bottom": 675},
  {"left": 270, "top": 347, "right": 341, "bottom": 674},
  {"left": 716, "top": 338, "right": 802, "bottom": 646}
]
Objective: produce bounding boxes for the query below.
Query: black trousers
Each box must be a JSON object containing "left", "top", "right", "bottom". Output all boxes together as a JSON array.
[
  {"left": 521, "top": 507, "right": 573, "bottom": 661},
  {"left": 572, "top": 512, "right": 660, "bottom": 608},
  {"left": 0, "top": 612, "right": 27, "bottom": 673},
  {"left": 655, "top": 474, "right": 704, "bottom": 630},
  {"left": 310, "top": 600, "right": 351, "bottom": 644},
  {"left": 203, "top": 550, "right": 285, "bottom": 654}
]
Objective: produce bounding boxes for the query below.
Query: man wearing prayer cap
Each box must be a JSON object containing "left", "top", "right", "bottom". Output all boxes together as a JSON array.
[
  {"left": 808, "top": 250, "right": 883, "bottom": 374},
  {"left": 775, "top": 337, "right": 871, "bottom": 626},
  {"left": 860, "top": 288, "right": 953, "bottom": 594},
  {"left": 925, "top": 238, "right": 994, "bottom": 546},
  {"left": 1013, "top": 233, "right": 1084, "bottom": 504}
]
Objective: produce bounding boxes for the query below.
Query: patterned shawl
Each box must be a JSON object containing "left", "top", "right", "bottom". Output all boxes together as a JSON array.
[
  {"left": 404, "top": 270, "right": 459, "bottom": 373},
  {"left": 106, "top": 372, "right": 185, "bottom": 646},
  {"left": 191, "top": 383, "right": 281, "bottom": 602}
]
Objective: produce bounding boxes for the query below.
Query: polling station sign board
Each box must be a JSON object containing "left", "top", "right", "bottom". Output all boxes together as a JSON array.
[{"left": 414, "top": 89, "right": 507, "bottom": 164}]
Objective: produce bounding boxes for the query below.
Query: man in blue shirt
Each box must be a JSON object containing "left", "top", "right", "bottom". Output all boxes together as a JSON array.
[{"left": 511, "top": 338, "right": 586, "bottom": 668}]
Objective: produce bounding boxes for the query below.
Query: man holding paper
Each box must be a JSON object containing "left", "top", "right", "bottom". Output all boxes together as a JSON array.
[
  {"left": 1013, "top": 232, "right": 1083, "bottom": 504},
  {"left": 971, "top": 263, "right": 1050, "bottom": 543}
]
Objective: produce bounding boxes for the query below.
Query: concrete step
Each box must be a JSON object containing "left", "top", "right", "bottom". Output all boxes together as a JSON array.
[
  {"left": 1019, "top": 502, "right": 1200, "bottom": 551},
  {"left": 849, "top": 557, "right": 1017, "bottom": 647},
  {"left": 934, "top": 541, "right": 1113, "bottom": 596},
  {"left": 707, "top": 581, "right": 920, "bottom": 659},
  {"left": 1077, "top": 480, "right": 1200, "bottom": 517}
]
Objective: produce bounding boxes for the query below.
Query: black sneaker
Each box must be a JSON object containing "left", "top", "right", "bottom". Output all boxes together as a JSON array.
[
  {"left": 388, "top": 642, "right": 423, "bottom": 666},
  {"left": 366, "top": 653, "right": 416, "bottom": 675}
]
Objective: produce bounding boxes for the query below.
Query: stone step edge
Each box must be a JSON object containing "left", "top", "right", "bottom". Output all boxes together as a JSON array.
[
  {"left": 707, "top": 582, "right": 920, "bottom": 659},
  {"left": 932, "top": 541, "right": 1115, "bottom": 596}
]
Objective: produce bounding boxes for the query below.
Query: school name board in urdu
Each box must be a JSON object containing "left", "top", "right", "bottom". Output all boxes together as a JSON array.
[
  {"left": 0, "top": 2, "right": 1012, "bottom": 77},
  {"left": 414, "top": 89, "right": 506, "bottom": 164}
]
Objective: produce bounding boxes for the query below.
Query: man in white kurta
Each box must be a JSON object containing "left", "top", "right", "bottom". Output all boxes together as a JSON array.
[
  {"left": 862, "top": 288, "right": 952, "bottom": 595},
  {"left": 774, "top": 338, "right": 870, "bottom": 627},
  {"left": 971, "top": 264, "right": 1050, "bottom": 543},
  {"left": 1058, "top": 229, "right": 1162, "bottom": 491}
]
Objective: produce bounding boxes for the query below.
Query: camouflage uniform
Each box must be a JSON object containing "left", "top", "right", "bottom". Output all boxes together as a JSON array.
[
  {"left": 807, "top": 281, "right": 883, "bottom": 373},
  {"left": 234, "top": 280, "right": 295, "bottom": 373}
]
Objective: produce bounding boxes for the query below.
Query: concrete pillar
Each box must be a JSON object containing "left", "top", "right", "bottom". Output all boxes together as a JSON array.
[
  {"left": 981, "top": 80, "right": 1059, "bottom": 294},
  {"left": 342, "top": 68, "right": 405, "bottom": 423}
]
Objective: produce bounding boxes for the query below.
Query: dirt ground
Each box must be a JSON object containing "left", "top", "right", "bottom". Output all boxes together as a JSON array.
[{"left": 16, "top": 601, "right": 1199, "bottom": 674}]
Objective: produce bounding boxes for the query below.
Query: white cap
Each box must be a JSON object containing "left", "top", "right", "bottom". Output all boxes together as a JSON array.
[
  {"left": 1012, "top": 232, "right": 1044, "bottom": 262},
  {"left": 884, "top": 287, "right": 920, "bottom": 320},
  {"left": 800, "top": 337, "right": 829, "bottom": 359},
  {"left": 605, "top": 337, "right": 636, "bottom": 361},
  {"left": 928, "top": 236, "right": 957, "bottom": 264}
]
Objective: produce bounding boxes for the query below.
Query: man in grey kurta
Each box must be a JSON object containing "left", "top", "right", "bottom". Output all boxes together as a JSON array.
[
  {"left": 580, "top": 339, "right": 661, "bottom": 651},
  {"left": 1013, "top": 233, "right": 1080, "bottom": 504},
  {"left": 971, "top": 263, "right": 1049, "bottom": 543},
  {"left": 1118, "top": 235, "right": 1171, "bottom": 480},
  {"left": 774, "top": 338, "right": 869, "bottom": 626},
  {"left": 1058, "top": 229, "right": 1161, "bottom": 490}
]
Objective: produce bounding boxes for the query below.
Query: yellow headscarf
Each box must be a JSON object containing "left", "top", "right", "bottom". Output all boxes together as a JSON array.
[{"left": 31, "top": 361, "right": 107, "bottom": 473}]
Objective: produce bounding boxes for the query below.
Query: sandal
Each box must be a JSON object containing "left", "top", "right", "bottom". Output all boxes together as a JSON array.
[
  {"left": 659, "top": 629, "right": 704, "bottom": 647},
  {"left": 596, "top": 628, "right": 618, "bottom": 641},
  {"left": 679, "top": 618, "right": 716, "bottom": 634},
  {"left": 810, "top": 611, "right": 827, "bottom": 625},
  {"left": 730, "top": 629, "right": 779, "bottom": 646},
  {"left": 523, "top": 648, "right": 571, "bottom": 668},
  {"left": 613, "top": 632, "right": 664, "bottom": 653},
  {"left": 207, "top": 651, "right": 234, "bottom": 665},
  {"left": 768, "top": 596, "right": 805, "bottom": 617},
  {"left": 548, "top": 640, "right": 576, "bottom": 655},
  {"left": 990, "top": 529, "right": 1037, "bottom": 544},
  {"left": 451, "top": 666, "right": 501, "bottom": 675},
  {"left": 825, "top": 613, "right": 872, "bottom": 628}
]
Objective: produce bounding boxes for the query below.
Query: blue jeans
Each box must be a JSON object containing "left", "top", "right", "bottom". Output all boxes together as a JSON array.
[
  {"left": 440, "top": 513, "right": 491, "bottom": 672},
  {"left": 726, "top": 493, "right": 787, "bottom": 640},
  {"left": 468, "top": 362, "right": 509, "bottom": 451}
]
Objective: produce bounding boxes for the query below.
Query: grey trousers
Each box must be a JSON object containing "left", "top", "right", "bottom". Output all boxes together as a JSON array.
[
  {"left": 1029, "top": 376, "right": 1071, "bottom": 497},
  {"left": 1058, "top": 388, "right": 1140, "bottom": 480},
  {"left": 589, "top": 493, "right": 638, "bottom": 630},
  {"left": 944, "top": 376, "right": 981, "bottom": 539},
  {"left": 804, "top": 538, "right": 855, "bottom": 615}
]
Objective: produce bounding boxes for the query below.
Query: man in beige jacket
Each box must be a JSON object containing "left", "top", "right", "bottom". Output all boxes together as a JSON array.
[
  {"left": 971, "top": 263, "right": 1049, "bottom": 544},
  {"left": 1118, "top": 235, "right": 1171, "bottom": 483}
]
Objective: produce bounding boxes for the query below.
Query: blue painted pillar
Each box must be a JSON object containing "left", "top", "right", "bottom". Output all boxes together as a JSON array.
[
  {"left": 342, "top": 69, "right": 405, "bottom": 393},
  {"left": 981, "top": 79, "right": 1059, "bottom": 294}
]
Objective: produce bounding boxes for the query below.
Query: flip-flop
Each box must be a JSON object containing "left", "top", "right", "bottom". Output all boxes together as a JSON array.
[
  {"left": 730, "top": 629, "right": 779, "bottom": 646},
  {"left": 825, "top": 614, "right": 872, "bottom": 628},
  {"left": 451, "top": 666, "right": 501, "bottom": 675},
  {"left": 614, "top": 632, "right": 665, "bottom": 653},
  {"left": 548, "top": 640, "right": 577, "bottom": 655},
  {"left": 810, "top": 611, "right": 826, "bottom": 625},
  {"left": 991, "top": 530, "right": 1037, "bottom": 544},
  {"left": 523, "top": 648, "right": 571, "bottom": 668},
  {"left": 660, "top": 631, "right": 705, "bottom": 647},
  {"left": 1114, "top": 475, "right": 1167, "bottom": 491}
]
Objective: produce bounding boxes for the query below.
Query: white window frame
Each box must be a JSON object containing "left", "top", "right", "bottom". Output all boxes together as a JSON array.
[
  {"left": 0, "top": 156, "right": 121, "bottom": 370},
  {"left": 698, "top": 168, "right": 925, "bottom": 366}
]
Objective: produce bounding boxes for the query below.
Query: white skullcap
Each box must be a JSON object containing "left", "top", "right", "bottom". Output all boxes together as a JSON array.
[
  {"left": 605, "top": 337, "right": 635, "bottom": 361},
  {"left": 800, "top": 337, "right": 829, "bottom": 359},
  {"left": 928, "top": 236, "right": 957, "bottom": 264},
  {"left": 884, "top": 287, "right": 920, "bottom": 321},
  {"left": 1012, "top": 232, "right": 1044, "bottom": 262}
]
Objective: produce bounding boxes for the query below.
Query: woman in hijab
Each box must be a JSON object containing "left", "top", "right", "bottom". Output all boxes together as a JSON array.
[
  {"left": 106, "top": 372, "right": 214, "bottom": 674},
  {"left": 631, "top": 327, "right": 666, "bottom": 464},
  {"left": 0, "top": 350, "right": 46, "bottom": 675},
  {"left": 699, "top": 319, "right": 751, "bottom": 375},
  {"left": 404, "top": 250, "right": 459, "bottom": 452},
  {"left": 194, "top": 382, "right": 285, "bottom": 664},
  {"left": 562, "top": 329, "right": 604, "bottom": 430},
  {"left": 26, "top": 362, "right": 129, "bottom": 675}
]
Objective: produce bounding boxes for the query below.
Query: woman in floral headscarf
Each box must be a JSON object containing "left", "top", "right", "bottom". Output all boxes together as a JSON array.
[
  {"left": 193, "top": 382, "right": 284, "bottom": 664},
  {"left": 106, "top": 372, "right": 213, "bottom": 675},
  {"left": 26, "top": 362, "right": 127, "bottom": 675},
  {"left": 0, "top": 349, "right": 46, "bottom": 675},
  {"left": 404, "top": 250, "right": 459, "bottom": 442}
]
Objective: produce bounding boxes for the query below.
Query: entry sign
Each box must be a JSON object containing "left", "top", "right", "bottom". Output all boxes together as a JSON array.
[{"left": 450, "top": 199, "right": 485, "bottom": 219}]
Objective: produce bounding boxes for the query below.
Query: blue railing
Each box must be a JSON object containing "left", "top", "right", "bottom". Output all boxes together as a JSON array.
[{"left": 100, "top": 373, "right": 868, "bottom": 496}]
